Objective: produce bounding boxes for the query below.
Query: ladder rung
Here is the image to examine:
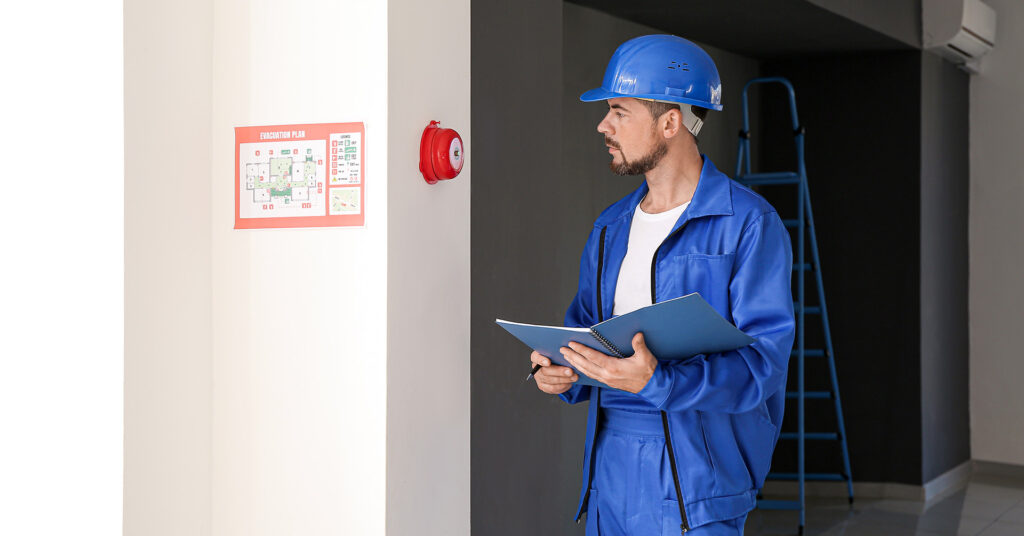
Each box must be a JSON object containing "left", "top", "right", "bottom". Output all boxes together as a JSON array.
[
  {"left": 767, "top": 472, "right": 847, "bottom": 481},
  {"left": 791, "top": 349, "right": 825, "bottom": 358},
  {"left": 785, "top": 391, "right": 831, "bottom": 399},
  {"left": 738, "top": 93, "right": 851, "bottom": 497},
  {"left": 736, "top": 172, "right": 800, "bottom": 185},
  {"left": 793, "top": 302, "right": 821, "bottom": 314},
  {"left": 780, "top": 432, "right": 840, "bottom": 441},
  {"left": 756, "top": 499, "right": 802, "bottom": 510}
]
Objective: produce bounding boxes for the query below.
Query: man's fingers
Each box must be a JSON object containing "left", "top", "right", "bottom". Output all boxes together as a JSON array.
[
  {"left": 537, "top": 382, "right": 572, "bottom": 395},
  {"left": 536, "top": 365, "right": 579, "bottom": 384},
  {"left": 561, "top": 352, "right": 598, "bottom": 381},
  {"left": 631, "top": 332, "right": 647, "bottom": 352},
  {"left": 563, "top": 346, "right": 602, "bottom": 381},
  {"left": 530, "top": 351, "right": 581, "bottom": 390},
  {"left": 537, "top": 365, "right": 578, "bottom": 380},
  {"left": 567, "top": 341, "right": 612, "bottom": 370},
  {"left": 530, "top": 351, "right": 551, "bottom": 367},
  {"left": 537, "top": 375, "right": 578, "bottom": 386}
]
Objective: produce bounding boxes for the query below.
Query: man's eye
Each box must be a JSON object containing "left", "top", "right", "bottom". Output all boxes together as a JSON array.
[{"left": 615, "top": 112, "right": 624, "bottom": 118}]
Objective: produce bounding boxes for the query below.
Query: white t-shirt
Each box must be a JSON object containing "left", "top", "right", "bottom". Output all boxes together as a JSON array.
[{"left": 612, "top": 196, "right": 690, "bottom": 316}]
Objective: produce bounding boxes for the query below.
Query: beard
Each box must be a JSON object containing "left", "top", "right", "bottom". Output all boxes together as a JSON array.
[{"left": 608, "top": 137, "right": 668, "bottom": 176}]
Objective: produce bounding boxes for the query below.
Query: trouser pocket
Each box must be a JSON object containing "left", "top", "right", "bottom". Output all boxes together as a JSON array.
[{"left": 661, "top": 498, "right": 684, "bottom": 536}]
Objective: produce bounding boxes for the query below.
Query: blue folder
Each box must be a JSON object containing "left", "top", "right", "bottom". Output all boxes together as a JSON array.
[{"left": 496, "top": 292, "right": 755, "bottom": 388}]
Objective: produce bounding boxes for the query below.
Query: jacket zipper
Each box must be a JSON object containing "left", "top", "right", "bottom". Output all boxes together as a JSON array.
[
  {"left": 577, "top": 226, "right": 607, "bottom": 525},
  {"left": 653, "top": 222, "right": 691, "bottom": 534},
  {"left": 577, "top": 222, "right": 692, "bottom": 533},
  {"left": 596, "top": 227, "right": 606, "bottom": 322}
]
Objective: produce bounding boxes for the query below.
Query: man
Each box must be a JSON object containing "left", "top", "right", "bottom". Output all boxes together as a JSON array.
[{"left": 529, "top": 35, "right": 796, "bottom": 535}]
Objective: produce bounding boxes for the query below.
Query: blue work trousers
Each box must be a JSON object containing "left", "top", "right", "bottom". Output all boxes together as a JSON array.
[{"left": 586, "top": 408, "right": 748, "bottom": 536}]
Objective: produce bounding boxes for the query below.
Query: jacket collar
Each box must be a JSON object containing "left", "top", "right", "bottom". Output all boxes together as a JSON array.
[{"left": 594, "top": 153, "right": 734, "bottom": 229}]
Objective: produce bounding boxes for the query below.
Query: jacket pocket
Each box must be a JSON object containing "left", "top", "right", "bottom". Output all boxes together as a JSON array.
[
  {"left": 750, "top": 410, "right": 778, "bottom": 488},
  {"left": 735, "top": 406, "right": 779, "bottom": 489},
  {"left": 697, "top": 410, "right": 716, "bottom": 476},
  {"left": 664, "top": 252, "right": 735, "bottom": 317},
  {"left": 697, "top": 408, "right": 778, "bottom": 494}
]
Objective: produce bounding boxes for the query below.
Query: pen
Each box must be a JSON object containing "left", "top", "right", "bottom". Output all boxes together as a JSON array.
[{"left": 525, "top": 363, "right": 542, "bottom": 383}]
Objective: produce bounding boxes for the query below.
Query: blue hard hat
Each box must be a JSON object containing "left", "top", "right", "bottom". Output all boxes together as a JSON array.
[{"left": 581, "top": 34, "right": 723, "bottom": 111}]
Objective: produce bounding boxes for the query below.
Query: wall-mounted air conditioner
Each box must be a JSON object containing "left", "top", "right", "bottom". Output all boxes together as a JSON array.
[{"left": 923, "top": 0, "right": 996, "bottom": 74}]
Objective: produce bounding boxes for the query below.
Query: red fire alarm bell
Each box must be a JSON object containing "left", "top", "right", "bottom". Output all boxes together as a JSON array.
[{"left": 419, "top": 120, "right": 464, "bottom": 184}]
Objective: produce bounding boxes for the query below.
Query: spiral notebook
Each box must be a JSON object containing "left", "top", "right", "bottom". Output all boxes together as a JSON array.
[{"left": 496, "top": 292, "right": 755, "bottom": 388}]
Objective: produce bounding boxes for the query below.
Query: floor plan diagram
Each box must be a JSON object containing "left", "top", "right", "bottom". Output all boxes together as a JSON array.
[
  {"left": 239, "top": 140, "right": 325, "bottom": 218},
  {"left": 235, "top": 122, "right": 365, "bottom": 229}
]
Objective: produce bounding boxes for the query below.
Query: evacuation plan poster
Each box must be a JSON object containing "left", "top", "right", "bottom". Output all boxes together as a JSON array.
[{"left": 234, "top": 122, "right": 365, "bottom": 229}]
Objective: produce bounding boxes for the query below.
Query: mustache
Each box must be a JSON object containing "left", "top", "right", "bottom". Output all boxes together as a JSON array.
[{"left": 604, "top": 137, "right": 620, "bottom": 149}]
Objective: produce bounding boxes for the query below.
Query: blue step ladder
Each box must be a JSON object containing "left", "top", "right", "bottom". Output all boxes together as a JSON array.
[{"left": 733, "top": 77, "right": 854, "bottom": 535}]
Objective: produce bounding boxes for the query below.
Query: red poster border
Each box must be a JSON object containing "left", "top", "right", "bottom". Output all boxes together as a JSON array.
[{"left": 234, "top": 122, "right": 365, "bottom": 229}]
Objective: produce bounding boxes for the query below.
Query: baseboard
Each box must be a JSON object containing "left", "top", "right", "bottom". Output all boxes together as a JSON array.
[
  {"left": 923, "top": 460, "right": 972, "bottom": 501},
  {"left": 759, "top": 460, "right": 973, "bottom": 502},
  {"left": 760, "top": 479, "right": 926, "bottom": 501},
  {"left": 973, "top": 459, "right": 1024, "bottom": 478}
]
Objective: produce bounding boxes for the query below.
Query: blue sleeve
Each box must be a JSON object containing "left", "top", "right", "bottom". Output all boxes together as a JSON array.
[
  {"left": 636, "top": 212, "right": 796, "bottom": 413},
  {"left": 558, "top": 227, "right": 601, "bottom": 405}
]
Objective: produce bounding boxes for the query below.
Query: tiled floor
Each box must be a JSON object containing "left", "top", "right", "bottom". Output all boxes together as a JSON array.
[{"left": 745, "top": 473, "right": 1024, "bottom": 535}]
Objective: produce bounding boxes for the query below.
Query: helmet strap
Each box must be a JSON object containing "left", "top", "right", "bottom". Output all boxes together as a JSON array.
[{"left": 682, "top": 105, "right": 704, "bottom": 137}]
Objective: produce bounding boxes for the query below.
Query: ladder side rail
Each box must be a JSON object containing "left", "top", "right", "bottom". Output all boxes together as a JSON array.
[
  {"left": 797, "top": 152, "right": 808, "bottom": 530},
  {"left": 739, "top": 76, "right": 859, "bottom": 531},
  {"left": 736, "top": 79, "right": 753, "bottom": 177},
  {"left": 736, "top": 77, "right": 802, "bottom": 178},
  {"left": 800, "top": 175, "right": 856, "bottom": 501}
]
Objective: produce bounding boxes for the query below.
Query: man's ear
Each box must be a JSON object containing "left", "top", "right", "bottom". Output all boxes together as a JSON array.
[{"left": 660, "top": 108, "right": 683, "bottom": 140}]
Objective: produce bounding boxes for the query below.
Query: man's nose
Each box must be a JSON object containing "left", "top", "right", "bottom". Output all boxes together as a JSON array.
[{"left": 597, "top": 117, "right": 611, "bottom": 135}]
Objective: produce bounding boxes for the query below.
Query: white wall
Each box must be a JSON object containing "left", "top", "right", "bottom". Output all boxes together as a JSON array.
[
  {"left": 126, "top": 0, "right": 471, "bottom": 532},
  {"left": 209, "top": 0, "right": 389, "bottom": 534},
  {"left": 386, "top": 0, "right": 471, "bottom": 533},
  {"left": 969, "top": 0, "right": 1024, "bottom": 466},
  {"left": 124, "top": 0, "right": 212, "bottom": 534},
  {"left": 2, "top": 1, "right": 123, "bottom": 534}
]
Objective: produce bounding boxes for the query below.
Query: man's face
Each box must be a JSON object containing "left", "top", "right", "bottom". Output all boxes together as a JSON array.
[{"left": 597, "top": 97, "right": 668, "bottom": 176}]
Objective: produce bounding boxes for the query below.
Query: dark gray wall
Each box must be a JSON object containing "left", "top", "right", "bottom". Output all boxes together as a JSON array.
[
  {"left": 758, "top": 52, "right": 925, "bottom": 485},
  {"left": 919, "top": 51, "right": 970, "bottom": 482},
  {"left": 754, "top": 50, "right": 971, "bottom": 486},
  {"left": 473, "top": 3, "right": 972, "bottom": 533},
  {"left": 471, "top": 2, "right": 761, "bottom": 534},
  {"left": 470, "top": 1, "right": 580, "bottom": 535}
]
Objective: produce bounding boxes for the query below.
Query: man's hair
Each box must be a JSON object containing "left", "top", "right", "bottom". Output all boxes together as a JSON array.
[{"left": 638, "top": 100, "right": 709, "bottom": 144}]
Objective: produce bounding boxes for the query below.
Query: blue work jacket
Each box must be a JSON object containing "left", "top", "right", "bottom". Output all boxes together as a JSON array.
[{"left": 559, "top": 154, "right": 796, "bottom": 529}]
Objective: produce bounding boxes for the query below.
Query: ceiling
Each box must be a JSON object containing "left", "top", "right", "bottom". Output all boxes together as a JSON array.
[{"left": 566, "top": 0, "right": 919, "bottom": 59}]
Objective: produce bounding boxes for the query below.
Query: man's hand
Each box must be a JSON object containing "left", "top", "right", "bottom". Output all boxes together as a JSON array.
[
  {"left": 530, "top": 351, "right": 579, "bottom": 395},
  {"left": 562, "top": 332, "right": 657, "bottom": 394}
]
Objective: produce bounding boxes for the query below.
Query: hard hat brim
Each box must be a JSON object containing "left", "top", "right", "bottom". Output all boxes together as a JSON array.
[{"left": 580, "top": 87, "right": 723, "bottom": 111}]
